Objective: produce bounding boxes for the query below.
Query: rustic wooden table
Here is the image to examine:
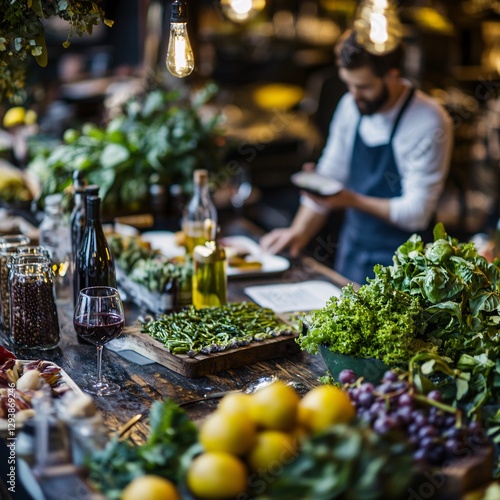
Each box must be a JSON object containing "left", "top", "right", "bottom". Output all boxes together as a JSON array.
[{"left": 7, "top": 217, "right": 351, "bottom": 445}]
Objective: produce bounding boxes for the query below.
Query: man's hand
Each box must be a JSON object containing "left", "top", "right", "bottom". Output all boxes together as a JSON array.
[
  {"left": 260, "top": 227, "right": 310, "bottom": 257},
  {"left": 302, "top": 189, "right": 393, "bottom": 223},
  {"left": 301, "top": 189, "right": 353, "bottom": 210}
]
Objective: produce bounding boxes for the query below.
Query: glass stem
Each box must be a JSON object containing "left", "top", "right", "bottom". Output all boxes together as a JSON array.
[{"left": 96, "top": 345, "right": 104, "bottom": 386}]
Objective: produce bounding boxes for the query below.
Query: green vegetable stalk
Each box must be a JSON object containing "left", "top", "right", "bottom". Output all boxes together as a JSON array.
[{"left": 142, "top": 302, "right": 298, "bottom": 356}]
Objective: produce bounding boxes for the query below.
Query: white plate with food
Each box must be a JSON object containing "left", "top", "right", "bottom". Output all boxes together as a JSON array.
[
  {"left": 0, "top": 355, "right": 83, "bottom": 431},
  {"left": 291, "top": 171, "right": 343, "bottom": 197},
  {"left": 140, "top": 231, "right": 186, "bottom": 258},
  {"left": 222, "top": 235, "right": 290, "bottom": 277}
]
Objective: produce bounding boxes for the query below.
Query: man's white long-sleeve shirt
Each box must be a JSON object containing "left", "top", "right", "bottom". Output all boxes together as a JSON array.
[{"left": 302, "top": 84, "right": 453, "bottom": 231}]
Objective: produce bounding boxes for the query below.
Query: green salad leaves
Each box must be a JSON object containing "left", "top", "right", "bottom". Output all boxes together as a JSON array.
[
  {"left": 298, "top": 267, "right": 428, "bottom": 365},
  {"left": 389, "top": 223, "right": 500, "bottom": 361},
  {"left": 300, "top": 223, "right": 500, "bottom": 366}
]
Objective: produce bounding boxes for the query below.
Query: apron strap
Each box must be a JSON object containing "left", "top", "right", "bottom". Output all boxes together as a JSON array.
[
  {"left": 389, "top": 86, "right": 415, "bottom": 141},
  {"left": 354, "top": 86, "right": 416, "bottom": 140}
]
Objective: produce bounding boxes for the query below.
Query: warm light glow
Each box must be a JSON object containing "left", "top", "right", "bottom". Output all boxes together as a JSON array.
[
  {"left": 221, "top": 0, "right": 266, "bottom": 23},
  {"left": 166, "top": 22, "right": 194, "bottom": 78},
  {"left": 354, "top": 0, "right": 402, "bottom": 55},
  {"left": 232, "top": 0, "right": 252, "bottom": 16},
  {"left": 369, "top": 12, "right": 388, "bottom": 45}
]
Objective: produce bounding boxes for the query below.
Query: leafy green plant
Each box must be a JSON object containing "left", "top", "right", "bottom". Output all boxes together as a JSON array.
[
  {"left": 87, "top": 399, "right": 198, "bottom": 500},
  {"left": 389, "top": 223, "right": 500, "bottom": 361},
  {"left": 258, "top": 422, "right": 416, "bottom": 500},
  {"left": 1, "top": 0, "right": 112, "bottom": 102},
  {"left": 27, "top": 83, "right": 225, "bottom": 214},
  {"left": 298, "top": 267, "right": 429, "bottom": 365}
]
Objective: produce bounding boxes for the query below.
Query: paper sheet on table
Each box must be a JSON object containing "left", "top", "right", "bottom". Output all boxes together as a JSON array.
[{"left": 244, "top": 280, "right": 342, "bottom": 313}]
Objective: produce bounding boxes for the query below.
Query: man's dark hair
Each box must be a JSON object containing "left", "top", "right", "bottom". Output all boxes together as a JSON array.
[{"left": 335, "top": 29, "right": 404, "bottom": 77}]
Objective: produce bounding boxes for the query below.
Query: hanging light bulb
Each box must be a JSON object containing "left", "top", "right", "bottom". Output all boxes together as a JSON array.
[
  {"left": 220, "top": 0, "right": 266, "bottom": 24},
  {"left": 166, "top": 0, "right": 194, "bottom": 78},
  {"left": 354, "top": 0, "right": 403, "bottom": 55}
]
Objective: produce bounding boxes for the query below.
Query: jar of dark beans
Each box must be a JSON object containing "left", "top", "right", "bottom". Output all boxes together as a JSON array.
[
  {"left": 16, "top": 245, "right": 51, "bottom": 258},
  {"left": 8, "top": 255, "right": 60, "bottom": 349},
  {"left": 0, "top": 235, "right": 30, "bottom": 331}
]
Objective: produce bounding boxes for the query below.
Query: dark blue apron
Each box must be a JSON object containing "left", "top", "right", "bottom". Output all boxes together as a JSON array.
[{"left": 335, "top": 87, "right": 415, "bottom": 284}]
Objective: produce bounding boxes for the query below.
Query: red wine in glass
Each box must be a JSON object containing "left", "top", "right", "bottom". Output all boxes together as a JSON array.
[
  {"left": 74, "top": 314, "right": 124, "bottom": 346},
  {"left": 73, "top": 286, "right": 124, "bottom": 396}
]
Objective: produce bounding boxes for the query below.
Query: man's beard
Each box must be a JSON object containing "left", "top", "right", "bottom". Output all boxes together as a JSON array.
[{"left": 355, "top": 84, "right": 389, "bottom": 115}]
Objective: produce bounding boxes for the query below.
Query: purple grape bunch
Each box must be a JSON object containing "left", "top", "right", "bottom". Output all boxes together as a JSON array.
[{"left": 339, "top": 369, "right": 489, "bottom": 466}]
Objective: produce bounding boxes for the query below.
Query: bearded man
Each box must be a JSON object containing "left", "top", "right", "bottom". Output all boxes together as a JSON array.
[{"left": 261, "top": 29, "right": 453, "bottom": 284}]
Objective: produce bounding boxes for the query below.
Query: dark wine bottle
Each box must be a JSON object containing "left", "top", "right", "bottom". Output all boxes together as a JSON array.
[
  {"left": 71, "top": 185, "right": 99, "bottom": 306},
  {"left": 74, "top": 195, "right": 117, "bottom": 307},
  {"left": 161, "top": 276, "right": 179, "bottom": 313},
  {"left": 70, "top": 172, "right": 86, "bottom": 264}
]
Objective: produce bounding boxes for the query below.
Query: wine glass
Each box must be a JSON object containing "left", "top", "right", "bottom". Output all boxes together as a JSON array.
[
  {"left": 230, "top": 165, "right": 253, "bottom": 210},
  {"left": 73, "top": 286, "right": 124, "bottom": 396}
]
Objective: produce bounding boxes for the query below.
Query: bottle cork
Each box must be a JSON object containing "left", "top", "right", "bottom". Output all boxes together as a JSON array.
[{"left": 194, "top": 169, "right": 208, "bottom": 186}]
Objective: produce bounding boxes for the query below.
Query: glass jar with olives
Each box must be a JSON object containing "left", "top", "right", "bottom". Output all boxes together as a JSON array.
[{"left": 8, "top": 254, "right": 60, "bottom": 349}]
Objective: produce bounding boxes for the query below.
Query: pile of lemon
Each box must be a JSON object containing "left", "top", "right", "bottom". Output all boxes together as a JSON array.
[
  {"left": 120, "top": 381, "right": 355, "bottom": 500},
  {"left": 2, "top": 106, "right": 37, "bottom": 128},
  {"left": 187, "top": 380, "right": 355, "bottom": 499}
]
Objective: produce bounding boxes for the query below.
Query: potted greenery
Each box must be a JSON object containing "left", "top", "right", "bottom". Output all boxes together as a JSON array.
[
  {"left": 1, "top": 0, "right": 112, "bottom": 103},
  {"left": 27, "top": 83, "right": 225, "bottom": 216}
]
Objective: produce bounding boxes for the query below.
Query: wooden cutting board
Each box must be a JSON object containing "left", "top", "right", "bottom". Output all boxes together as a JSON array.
[{"left": 108, "top": 325, "right": 301, "bottom": 377}]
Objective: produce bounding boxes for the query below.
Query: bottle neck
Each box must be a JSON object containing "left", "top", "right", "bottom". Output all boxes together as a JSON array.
[
  {"left": 85, "top": 197, "right": 102, "bottom": 226},
  {"left": 194, "top": 180, "right": 209, "bottom": 199},
  {"left": 74, "top": 190, "right": 84, "bottom": 209}
]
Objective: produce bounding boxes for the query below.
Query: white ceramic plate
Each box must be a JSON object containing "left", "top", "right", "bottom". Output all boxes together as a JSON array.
[
  {"left": 291, "top": 171, "right": 343, "bottom": 197},
  {"left": 139, "top": 233, "right": 290, "bottom": 278},
  {"left": 140, "top": 231, "right": 186, "bottom": 258},
  {"left": 222, "top": 235, "right": 290, "bottom": 278}
]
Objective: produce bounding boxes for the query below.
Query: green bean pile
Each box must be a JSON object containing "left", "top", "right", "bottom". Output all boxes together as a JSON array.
[{"left": 141, "top": 302, "right": 298, "bottom": 356}]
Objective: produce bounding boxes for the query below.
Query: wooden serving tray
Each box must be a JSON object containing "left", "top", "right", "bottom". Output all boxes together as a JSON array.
[{"left": 108, "top": 325, "right": 301, "bottom": 377}]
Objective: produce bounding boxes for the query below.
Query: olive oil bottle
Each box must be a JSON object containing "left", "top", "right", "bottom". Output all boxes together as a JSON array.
[
  {"left": 182, "top": 169, "right": 217, "bottom": 254},
  {"left": 192, "top": 240, "right": 226, "bottom": 309}
]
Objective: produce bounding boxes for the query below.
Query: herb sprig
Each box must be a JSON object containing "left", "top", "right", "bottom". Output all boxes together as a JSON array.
[
  {"left": 259, "top": 422, "right": 416, "bottom": 500},
  {"left": 1, "top": 0, "right": 113, "bottom": 102},
  {"left": 87, "top": 399, "right": 197, "bottom": 500}
]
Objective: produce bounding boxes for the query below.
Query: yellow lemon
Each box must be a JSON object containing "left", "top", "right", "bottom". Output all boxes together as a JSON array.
[
  {"left": 199, "top": 409, "right": 257, "bottom": 455},
  {"left": 218, "top": 392, "right": 252, "bottom": 415},
  {"left": 187, "top": 452, "right": 248, "bottom": 499},
  {"left": 298, "top": 385, "right": 355, "bottom": 432},
  {"left": 3, "top": 107, "right": 25, "bottom": 128},
  {"left": 248, "top": 380, "right": 299, "bottom": 430},
  {"left": 247, "top": 430, "right": 297, "bottom": 473},
  {"left": 121, "top": 475, "right": 180, "bottom": 500},
  {"left": 24, "top": 109, "right": 37, "bottom": 125}
]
